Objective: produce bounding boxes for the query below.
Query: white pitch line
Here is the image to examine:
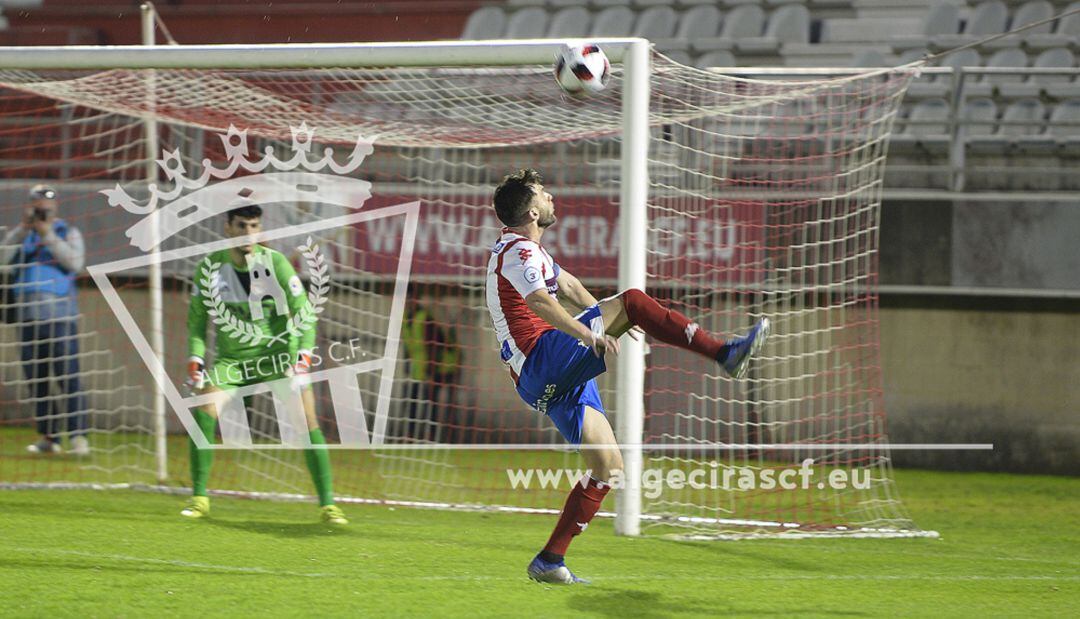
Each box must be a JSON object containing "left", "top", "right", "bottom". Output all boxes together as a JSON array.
[
  {"left": 189, "top": 443, "right": 996, "bottom": 451},
  {"left": 4, "top": 548, "right": 1072, "bottom": 583},
  {"left": 590, "top": 573, "right": 1078, "bottom": 582},
  {"left": 4, "top": 547, "right": 332, "bottom": 578}
]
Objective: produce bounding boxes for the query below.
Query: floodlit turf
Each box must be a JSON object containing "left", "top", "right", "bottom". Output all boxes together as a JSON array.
[{"left": 0, "top": 470, "right": 1076, "bottom": 617}]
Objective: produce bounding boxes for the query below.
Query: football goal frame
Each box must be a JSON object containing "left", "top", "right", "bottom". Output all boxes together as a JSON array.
[{"left": 0, "top": 37, "right": 653, "bottom": 536}]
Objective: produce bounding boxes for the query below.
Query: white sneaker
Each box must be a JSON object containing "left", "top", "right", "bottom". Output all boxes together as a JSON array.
[
  {"left": 70, "top": 435, "right": 90, "bottom": 456},
  {"left": 27, "top": 439, "right": 62, "bottom": 454}
]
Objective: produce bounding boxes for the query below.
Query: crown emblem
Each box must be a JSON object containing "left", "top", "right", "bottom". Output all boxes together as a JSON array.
[{"left": 101, "top": 123, "right": 375, "bottom": 251}]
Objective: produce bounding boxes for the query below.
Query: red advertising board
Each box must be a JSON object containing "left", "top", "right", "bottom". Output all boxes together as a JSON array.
[{"left": 351, "top": 194, "right": 764, "bottom": 283}]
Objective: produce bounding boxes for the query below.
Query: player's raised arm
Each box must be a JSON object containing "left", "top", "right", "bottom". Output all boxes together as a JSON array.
[{"left": 555, "top": 267, "right": 597, "bottom": 312}]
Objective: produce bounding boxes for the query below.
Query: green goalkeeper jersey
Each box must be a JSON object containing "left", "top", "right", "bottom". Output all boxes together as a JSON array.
[{"left": 187, "top": 245, "right": 315, "bottom": 362}]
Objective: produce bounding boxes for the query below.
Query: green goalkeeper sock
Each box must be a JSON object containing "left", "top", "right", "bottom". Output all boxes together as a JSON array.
[
  {"left": 304, "top": 428, "right": 335, "bottom": 507},
  {"left": 189, "top": 409, "right": 217, "bottom": 497}
]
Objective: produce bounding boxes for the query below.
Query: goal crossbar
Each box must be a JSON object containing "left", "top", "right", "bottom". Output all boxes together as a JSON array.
[{"left": 0, "top": 38, "right": 642, "bottom": 69}]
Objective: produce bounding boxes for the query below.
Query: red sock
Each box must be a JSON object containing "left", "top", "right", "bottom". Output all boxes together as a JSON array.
[
  {"left": 543, "top": 476, "right": 611, "bottom": 557},
  {"left": 620, "top": 288, "right": 727, "bottom": 361}
]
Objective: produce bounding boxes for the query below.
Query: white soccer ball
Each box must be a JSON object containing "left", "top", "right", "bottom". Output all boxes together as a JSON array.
[{"left": 554, "top": 43, "right": 611, "bottom": 97}]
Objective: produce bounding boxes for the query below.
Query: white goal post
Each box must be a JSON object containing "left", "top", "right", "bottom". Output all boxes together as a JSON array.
[{"left": 0, "top": 38, "right": 930, "bottom": 539}]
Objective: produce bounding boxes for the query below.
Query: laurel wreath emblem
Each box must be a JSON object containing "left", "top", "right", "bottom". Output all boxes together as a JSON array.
[{"left": 200, "top": 236, "right": 329, "bottom": 347}]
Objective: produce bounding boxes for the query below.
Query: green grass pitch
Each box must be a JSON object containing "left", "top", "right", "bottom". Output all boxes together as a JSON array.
[{"left": 0, "top": 469, "right": 1076, "bottom": 617}]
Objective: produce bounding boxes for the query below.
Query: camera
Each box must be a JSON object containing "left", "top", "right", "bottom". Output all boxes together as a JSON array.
[{"left": 33, "top": 207, "right": 49, "bottom": 222}]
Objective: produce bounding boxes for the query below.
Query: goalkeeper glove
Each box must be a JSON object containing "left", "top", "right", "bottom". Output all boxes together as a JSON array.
[
  {"left": 185, "top": 356, "right": 206, "bottom": 391},
  {"left": 288, "top": 350, "right": 314, "bottom": 389}
]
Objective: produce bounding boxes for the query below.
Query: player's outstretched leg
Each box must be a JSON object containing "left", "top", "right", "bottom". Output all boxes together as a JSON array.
[
  {"left": 528, "top": 406, "right": 620, "bottom": 585},
  {"left": 600, "top": 288, "right": 769, "bottom": 379},
  {"left": 298, "top": 387, "right": 347, "bottom": 525}
]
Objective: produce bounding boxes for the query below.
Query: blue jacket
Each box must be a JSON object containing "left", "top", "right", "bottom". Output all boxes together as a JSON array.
[{"left": 16, "top": 219, "right": 76, "bottom": 298}]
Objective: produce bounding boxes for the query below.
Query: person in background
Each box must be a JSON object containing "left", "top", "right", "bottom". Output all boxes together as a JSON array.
[
  {"left": 401, "top": 294, "right": 461, "bottom": 443},
  {"left": 0, "top": 184, "right": 88, "bottom": 455}
]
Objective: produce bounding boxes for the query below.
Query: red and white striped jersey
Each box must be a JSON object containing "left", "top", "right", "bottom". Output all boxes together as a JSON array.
[{"left": 485, "top": 229, "right": 560, "bottom": 379}]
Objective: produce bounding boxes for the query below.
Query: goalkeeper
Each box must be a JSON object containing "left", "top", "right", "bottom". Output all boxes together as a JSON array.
[{"left": 181, "top": 204, "right": 347, "bottom": 525}]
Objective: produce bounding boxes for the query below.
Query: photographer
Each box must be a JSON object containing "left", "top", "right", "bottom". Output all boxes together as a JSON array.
[{"left": 0, "top": 184, "right": 88, "bottom": 455}]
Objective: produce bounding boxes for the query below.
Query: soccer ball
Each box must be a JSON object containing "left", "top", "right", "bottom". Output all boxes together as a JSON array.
[{"left": 554, "top": 44, "right": 611, "bottom": 97}]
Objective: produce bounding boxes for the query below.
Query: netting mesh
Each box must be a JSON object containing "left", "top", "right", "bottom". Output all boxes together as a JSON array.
[{"left": 0, "top": 51, "right": 922, "bottom": 536}]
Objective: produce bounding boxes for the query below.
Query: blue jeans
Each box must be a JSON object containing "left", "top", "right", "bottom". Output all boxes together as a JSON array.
[{"left": 20, "top": 317, "right": 86, "bottom": 440}]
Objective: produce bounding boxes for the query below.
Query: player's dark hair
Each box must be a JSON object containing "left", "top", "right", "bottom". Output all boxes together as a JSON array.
[
  {"left": 226, "top": 204, "right": 263, "bottom": 224},
  {"left": 493, "top": 168, "right": 543, "bottom": 227}
]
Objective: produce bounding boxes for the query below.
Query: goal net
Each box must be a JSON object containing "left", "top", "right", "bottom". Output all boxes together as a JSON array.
[{"left": 0, "top": 43, "right": 930, "bottom": 538}]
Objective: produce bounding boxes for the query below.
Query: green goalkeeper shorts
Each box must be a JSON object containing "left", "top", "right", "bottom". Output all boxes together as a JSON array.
[{"left": 206, "top": 351, "right": 294, "bottom": 389}]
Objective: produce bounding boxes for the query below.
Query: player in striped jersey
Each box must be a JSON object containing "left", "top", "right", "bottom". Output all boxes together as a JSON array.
[{"left": 485, "top": 169, "right": 769, "bottom": 584}]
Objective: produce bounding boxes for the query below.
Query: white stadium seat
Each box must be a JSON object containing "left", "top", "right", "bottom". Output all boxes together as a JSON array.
[
  {"left": 505, "top": 7, "right": 549, "bottom": 39},
  {"left": 891, "top": 2, "right": 962, "bottom": 52},
  {"left": 984, "top": 0, "right": 1054, "bottom": 49},
  {"left": 850, "top": 49, "right": 888, "bottom": 68},
  {"left": 461, "top": 6, "right": 508, "bottom": 40},
  {"left": 967, "top": 48, "right": 1027, "bottom": 97},
  {"left": 908, "top": 98, "right": 950, "bottom": 137},
  {"left": 963, "top": 97, "right": 999, "bottom": 136},
  {"left": 547, "top": 6, "right": 592, "bottom": 37},
  {"left": 695, "top": 4, "right": 763, "bottom": 53},
  {"left": 634, "top": 6, "right": 680, "bottom": 49},
  {"left": 1028, "top": 1, "right": 1080, "bottom": 49},
  {"left": 737, "top": 4, "right": 810, "bottom": 54},
  {"left": 932, "top": 0, "right": 1008, "bottom": 49},
  {"left": 590, "top": 6, "right": 635, "bottom": 37},
  {"left": 678, "top": 5, "right": 724, "bottom": 54},
  {"left": 695, "top": 50, "right": 737, "bottom": 69}
]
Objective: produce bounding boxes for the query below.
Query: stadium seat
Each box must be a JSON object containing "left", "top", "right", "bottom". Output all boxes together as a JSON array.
[
  {"left": 677, "top": 5, "right": 724, "bottom": 54},
  {"left": 590, "top": 5, "right": 635, "bottom": 37},
  {"left": 547, "top": 6, "right": 592, "bottom": 37},
  {"left": 1028, "top": 1, "right": 1080, "bottom": 49},
  {"left": 897, "top": 48, "right": 929, "bottom": 65},
  {"left": 461, "top": 6, "right": 508, "bottom": 40},
  {"left": 984, "top": 0, "right": 1054, "bottom": 50},
  {"left": 908, "top": 48, "right": 980, "bottom": 99},
  {"left": 907, "top": 98, "right": 950, "bottom": 136},
  {"left": 1049, "top": 100, "right": 1080, "bottom": 187},
  {"left": 738, "top": 4, "right": 810, "bottom": 54},
  {"left": 850, "top": 49, "right": 888, "bottom": 67},
  {"left": 932, "top": 0, "right": 1008, "bottom": 50},
  {"left": 695, "top": 50, "right": 737, "bottom": 69},
  {"left": 891, "top": 2, "right": 961, "bottom": 52},
  {"left": 693, "top": 3, "right": 764, "bottom": 53},
  {"left": 1011, "top": 0, "right": 1054, "bottom": 34},
  {"left": 662, "top": 50, "right": 693, "bottom": 66},
  {"left": 1001, "top": 100, "right": 1054, "bottom": 179},
  {"left": 964, "top": 97, "right": 1003, "bottom": 155},
  {"left": 894, "top": 97, "right": 950, "bottom": 154},
  {"left": 824, "top": 18, "right": 922, "bottom": 45},
  {"left": 967, "top": 0, "right": 1011, "bottom": 35},
  {"left": 1002, "top": 48, "right": 1079, "bottom": 98},
  {"left": 1049, "top": 99, "right": 1080, "bottom": 149},
  {"left": 963, "top": 97, "right": 999, "bottom": 134},
  {"left": 634, "top": 6, "right": 679, "bottom": 49},
  {"left": 999, "top": 98, "right": 1046, "bottom": 136},
  {"left": 967, "top": 48, "right": 1027, "bottom": 97},
  {"left": 505, "top": 7, "right": 549, "bottom": 39}
]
